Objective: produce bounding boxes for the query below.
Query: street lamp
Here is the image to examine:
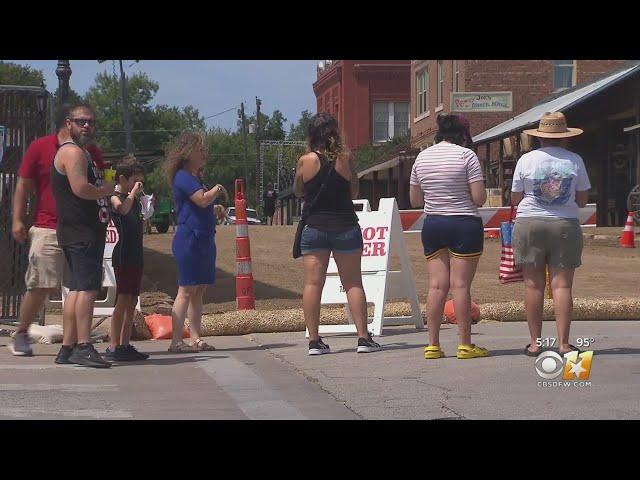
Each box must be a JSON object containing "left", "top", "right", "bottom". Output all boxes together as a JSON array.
[
  {"left": 55, "top": 60, "right": 71, "bottom": 105},
  {"left": 35, "top": 89, "right": 45, "bottom": 115}
]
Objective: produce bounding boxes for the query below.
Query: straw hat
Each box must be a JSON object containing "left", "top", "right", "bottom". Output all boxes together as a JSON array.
[{"left": 524, "top": 111, "right": 583, "bottom": 138}]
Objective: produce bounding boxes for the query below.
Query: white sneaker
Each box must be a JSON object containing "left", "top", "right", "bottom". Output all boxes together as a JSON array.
[
  {"left": 308, "top": 338, "right": 331, "bottom": 355},
  {"left": 8, "top": 332, "right": 33, "bottom": 356}
]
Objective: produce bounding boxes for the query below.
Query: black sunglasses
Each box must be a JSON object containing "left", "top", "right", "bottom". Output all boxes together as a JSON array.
[{"left": 69, "top": 118, "right": 96, "bottom": 127}]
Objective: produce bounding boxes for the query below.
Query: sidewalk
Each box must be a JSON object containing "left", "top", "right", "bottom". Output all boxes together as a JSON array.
[{"left": 1, "top": 320, "right": 638, "bottom": 419}]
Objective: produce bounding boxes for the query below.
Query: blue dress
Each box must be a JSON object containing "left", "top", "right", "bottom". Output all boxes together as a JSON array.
[{"left": 172, "top": 170, "right": 217, "bottom": 286}]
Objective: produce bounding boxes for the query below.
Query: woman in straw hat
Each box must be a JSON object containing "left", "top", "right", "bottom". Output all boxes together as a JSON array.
[{"left": 511, "top": 112, "right": 591, "bottom": 357}]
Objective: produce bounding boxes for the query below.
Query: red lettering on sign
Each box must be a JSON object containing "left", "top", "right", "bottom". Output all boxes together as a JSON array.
[
  {"left": 361, "top": 241, "right": 386, "bottom": 257},
  {"left": 106, "top": 229, "right": 117, "bottom": 244},
  {"left": 362, "top": 227, "right": 376, "bottom": 241},
  {"left": 375, "top": 226, "right": 389, "bottom": 240},
  {"left": 371, "top": 241, "right": 386, "bottom": 256}
]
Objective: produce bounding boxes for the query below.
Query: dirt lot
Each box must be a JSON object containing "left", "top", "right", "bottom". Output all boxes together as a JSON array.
[{"left": 141, "top": 225, "right": 639, "bottom": 313}]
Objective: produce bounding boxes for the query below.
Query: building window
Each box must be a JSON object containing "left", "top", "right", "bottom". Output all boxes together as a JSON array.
[
  {"left": 553, "top": 60, "right": 575, "bottom": 90},
  {"left": 437, "top": 60, "right": 444, "bottom": 106},
  {"left": 452, "top": 60, "right": 460, "bottom": 92},
  {"left": 394, "top": 102, "right": 409, "bottom": 137},
  {"left": 373, "top": 102, "right": 389, "bottom": 142},
  {"left": 373, "top": 101, "right": 409, "bottom": 142},
  {"left": 416, "top": 68, "right": 428, "bottom": 117}
]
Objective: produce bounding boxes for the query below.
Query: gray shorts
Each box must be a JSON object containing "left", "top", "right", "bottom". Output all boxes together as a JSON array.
[{"left": 512, "top": 217, "right": 583, "bottom": 269}]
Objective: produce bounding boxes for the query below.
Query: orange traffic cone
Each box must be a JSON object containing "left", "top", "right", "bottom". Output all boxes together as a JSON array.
[
  {"left": 620, "top": 212, "right": 636, "bottom": 248},
  {"left": 486, "top": 229, "right": 500, "bottom": 239}
]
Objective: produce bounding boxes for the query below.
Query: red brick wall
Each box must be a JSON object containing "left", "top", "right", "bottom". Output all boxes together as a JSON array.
[
  {"left": 578, "top": 60, "right": 629, "bottom": 84},
  {"left": 410, "top": 59, "right": 631, "bottom": 164},
  {"left": 314, "top": 60, "right": 410, "bottom": 150}
]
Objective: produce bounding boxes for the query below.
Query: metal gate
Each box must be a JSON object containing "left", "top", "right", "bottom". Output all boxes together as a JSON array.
[
  {"left": 258, "top": 140, "right": 306, "bottom": 211},
  {"left": 0, "top": 85, "right": 53, "bottom": 323}
]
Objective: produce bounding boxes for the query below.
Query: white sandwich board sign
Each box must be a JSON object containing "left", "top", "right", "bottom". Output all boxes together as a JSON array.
[{"left": 311, "top": 197, "right": 423, "bottom": 337}]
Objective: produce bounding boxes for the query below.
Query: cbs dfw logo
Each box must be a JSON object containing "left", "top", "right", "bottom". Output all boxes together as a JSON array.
[{"left": 535, "top": 351, "right": 594, "bottom": 387}]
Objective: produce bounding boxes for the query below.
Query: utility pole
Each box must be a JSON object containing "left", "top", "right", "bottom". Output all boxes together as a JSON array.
[
  {"left": 55, "top": 60, "right": 71, "bottom": 105},
  {"left": 238, "top": 102, "right": 249, "bottom": 185},
  {"left": 118, "top": 60, "right": 134, "bottom": 155},
  {"left": 255, "top": 97, "right": 262, "bottom": 208}
]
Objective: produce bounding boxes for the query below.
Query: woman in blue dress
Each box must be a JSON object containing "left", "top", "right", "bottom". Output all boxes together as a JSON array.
[{"left": 164, "top": 133, "right": 227, "bottom": 352}]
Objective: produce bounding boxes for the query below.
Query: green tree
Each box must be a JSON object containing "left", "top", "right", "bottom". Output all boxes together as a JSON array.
[
  {"left": 353, "top": 134, "right": 411, "bottom": 172},
  {"left": 53, "top": 87, "right": 83, "bottom": 107},
  {"left": 84, "top": 70, "right": 205, "bottom": 152},
  {"left": 144, "top": 162, "right": 171, "bottom": 200},
  {"left": 288, "top": 109, "right": 313, "bottom": 140},
  {"left": 84, "top": 71, "right": 158, "bottom": 151},
  {"left": 263, "top": 109, "right": 287, "bottom": 140},
  {"left": 0, "top": 61, "right": 45, "bottom": 86}
]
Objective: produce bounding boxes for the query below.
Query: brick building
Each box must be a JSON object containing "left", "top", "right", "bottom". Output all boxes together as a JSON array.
[
  {"left": 410, "top": 60, "right": 629, "bottom": 150},
  {"left": 313, "top": 60, "right": 411, "bottom": 151}
]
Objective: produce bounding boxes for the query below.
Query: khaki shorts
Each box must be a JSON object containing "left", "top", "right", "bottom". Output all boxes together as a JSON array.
[
  {"left": 25, "top": 226, "right": 64, "bottom": 290},
  {"left": 512, "top": 217, "right": 583, "bottom": 269}
]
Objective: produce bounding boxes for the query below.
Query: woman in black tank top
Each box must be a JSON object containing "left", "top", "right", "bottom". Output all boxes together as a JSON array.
[{"left": 293, "top": 113, "right": 381, "bottom": 355}]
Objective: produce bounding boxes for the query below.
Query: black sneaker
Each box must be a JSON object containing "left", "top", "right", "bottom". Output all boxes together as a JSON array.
[
  {"left": 54, "top": 344, "right": 76, "bottom": 364},
  {"left": 68, "top": 343, "right": 112, "bottom": 368},
  {"left": 104, "top": 346, "right": 117, "bottom": 361},
  {"left": 357, "top": 335, "right": 382, "bottom": 353},
  {"left": 114, "top": 344, "right": 149, "bottom": 361},
  {"left": 308, "top": 337, "right": 331, "bottom": 356}
]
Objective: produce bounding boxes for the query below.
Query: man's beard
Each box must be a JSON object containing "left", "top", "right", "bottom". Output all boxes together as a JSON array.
[{"left": 70, "top": 129, "right": 92, "bottom": 147}]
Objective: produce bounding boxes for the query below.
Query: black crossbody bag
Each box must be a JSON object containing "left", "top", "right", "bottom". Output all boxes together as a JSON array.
[{"left": 292, "top": 161, "right": 334, "bottom": 259}]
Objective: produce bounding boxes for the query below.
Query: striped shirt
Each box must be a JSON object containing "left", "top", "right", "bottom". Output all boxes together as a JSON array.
[{"left": 410, "top": 141, "right": 484, "bottom": 216}]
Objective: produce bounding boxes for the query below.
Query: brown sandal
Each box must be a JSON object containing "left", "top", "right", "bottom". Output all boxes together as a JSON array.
[
  {"left": 168, "top": 342, "right": 199, "bottom": 353},
  {"left": 192, "top": 339, "right": 216, "bottom": 351}
]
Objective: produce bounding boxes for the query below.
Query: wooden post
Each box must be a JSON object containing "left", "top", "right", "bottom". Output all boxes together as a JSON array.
[
  {"left": 498, "top": 139, "right": 505, "bottom": 206},
  {"left": 636, "top": 91, "right": 640, "bottom": 186},
  {"left": 387, "top": 166, "right": 393, "bottom": 198},
  {"left": 485, "top": 143, "right": 491, "bottom": 188},
  {"left": 372, "top": 170, "right": 378, "bottom": 210},
  {"left": 398, "top": 159, "right": 405, "bottom": 209},
  {"left": 597, "top": 114, "right": 609, "bottom": 226}
]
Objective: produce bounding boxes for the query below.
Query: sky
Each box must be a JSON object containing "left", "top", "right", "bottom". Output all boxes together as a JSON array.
[{"left": 6, "top": 60, "right": 319, "bottom": 131}]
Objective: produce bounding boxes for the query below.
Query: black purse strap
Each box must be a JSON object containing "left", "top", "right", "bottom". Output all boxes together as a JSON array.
[{"left": 301, "top": 153, "right": 334, "bottom": 221}]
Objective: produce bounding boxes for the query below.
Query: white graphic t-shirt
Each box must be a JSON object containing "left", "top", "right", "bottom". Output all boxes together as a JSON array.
[{"left": 511, "top": 147, "right": 591, "bottom": 219}]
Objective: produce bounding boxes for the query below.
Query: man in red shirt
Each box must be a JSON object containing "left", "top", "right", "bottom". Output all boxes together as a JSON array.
[{"left": 8, "top": 104, "right": 105, "bottom": 358}]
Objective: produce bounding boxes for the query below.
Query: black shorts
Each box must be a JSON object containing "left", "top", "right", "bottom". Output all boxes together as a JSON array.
[
  {"left": 421, "top": 215, "right": 483, "bottom": 260},
  {"left": 62, "top": 237, "right": 106, "bottom": 292},
  {"left": 114, "top": 266, "right": 143, "bottom": 296}
]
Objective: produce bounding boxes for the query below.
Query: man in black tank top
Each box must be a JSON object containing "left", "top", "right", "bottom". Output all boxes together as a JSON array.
[{"left": 50, "top": 104, "right": 116, "bottom": 368}]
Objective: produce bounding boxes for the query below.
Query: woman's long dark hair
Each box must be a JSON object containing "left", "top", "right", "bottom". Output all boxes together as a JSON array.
[{"left": 306, "top": 112, "right": 345, "bottom": 161}]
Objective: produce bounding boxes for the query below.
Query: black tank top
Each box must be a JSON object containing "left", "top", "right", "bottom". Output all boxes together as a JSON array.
[
  {"left": 111, "top": 191, "right": 143, "bottom": 268},
  {"left": 303, "top": 152, "right": 358, "bottom": 229},
  {"left": 51, "top": 141, "right": 109, "bottom": 246}
]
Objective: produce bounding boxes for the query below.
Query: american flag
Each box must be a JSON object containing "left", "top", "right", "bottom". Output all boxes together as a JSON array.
[{"left": 499, "top": 220, "right": 523, "bottom": 284}]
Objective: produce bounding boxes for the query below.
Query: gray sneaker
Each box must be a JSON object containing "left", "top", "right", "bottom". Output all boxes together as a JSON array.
[{"left": 8, "top": 332, "right": 33, "bottom": 356}]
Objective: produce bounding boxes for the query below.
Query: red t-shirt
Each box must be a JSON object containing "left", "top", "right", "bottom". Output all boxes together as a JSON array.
[{"left": 17, "top": 133, "right": 104, "bottom": 229}]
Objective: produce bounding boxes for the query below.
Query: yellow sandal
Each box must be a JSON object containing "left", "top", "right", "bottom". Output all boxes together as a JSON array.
[
  {"left": 457, "top": 344, "right": 490, "bottom": 359},
  {"left": 424, "top": 345, "right": 446, "bottom": 359}
]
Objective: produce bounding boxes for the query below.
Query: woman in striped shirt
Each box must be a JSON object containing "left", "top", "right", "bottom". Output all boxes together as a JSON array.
[{"left": 409, "top": 114, "right": 488, "bottom": 360}]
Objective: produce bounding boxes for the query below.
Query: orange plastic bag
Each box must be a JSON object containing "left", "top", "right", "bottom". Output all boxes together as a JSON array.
[{"left": 144, "top": 314, "right": 190, "bottom": 340}]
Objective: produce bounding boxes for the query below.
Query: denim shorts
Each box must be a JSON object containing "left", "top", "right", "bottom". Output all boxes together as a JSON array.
[
  {"left": 300, "top": 225, "right": 363, "bottom": 255},
  {"left": 421, "top": 215, "right": 483, "bottom": 260}
]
